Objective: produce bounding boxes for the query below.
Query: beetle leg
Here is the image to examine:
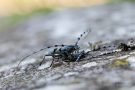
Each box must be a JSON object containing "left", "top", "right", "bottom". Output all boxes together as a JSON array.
[
  {"left": 50, "top": 58, "right": 55, "bottom": 67},
  {"left": 39, "top": 54, "right": 46, "bottom": 66},
  {"left": 75, "top": 51, "right": 85, "bottom": 62}
]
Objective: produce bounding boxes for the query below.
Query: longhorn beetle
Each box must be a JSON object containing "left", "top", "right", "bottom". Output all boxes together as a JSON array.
[{"left": 17, "top": 30, "right": 90, "bottom": 68}]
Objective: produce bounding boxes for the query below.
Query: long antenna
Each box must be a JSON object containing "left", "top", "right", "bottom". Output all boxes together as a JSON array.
[
  {"left": 17, "top": 44, "right": 68, "bottom": 68},
  {"left": 75, "top": 29, "right": 91, "bottom": 45}
]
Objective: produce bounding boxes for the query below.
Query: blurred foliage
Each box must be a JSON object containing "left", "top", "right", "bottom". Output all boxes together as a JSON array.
[
  {"left": 1, "top": 0, "right": 135, "bottom": 31},
  {"left": 0, "top": 8, "right": 53, "bottom": 31},
  {"left": 0, "top": 0, "right": 106, "bottom": 16}
]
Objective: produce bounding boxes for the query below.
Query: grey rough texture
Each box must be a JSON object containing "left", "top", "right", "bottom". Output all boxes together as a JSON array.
[{"left": 1, "top": 3, "right": 135, "bottom": 90}]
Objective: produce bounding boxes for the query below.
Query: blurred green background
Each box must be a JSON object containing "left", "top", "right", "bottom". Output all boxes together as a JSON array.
[{"left": 0, "top": 0, "right": 135, "bottom": 31}]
